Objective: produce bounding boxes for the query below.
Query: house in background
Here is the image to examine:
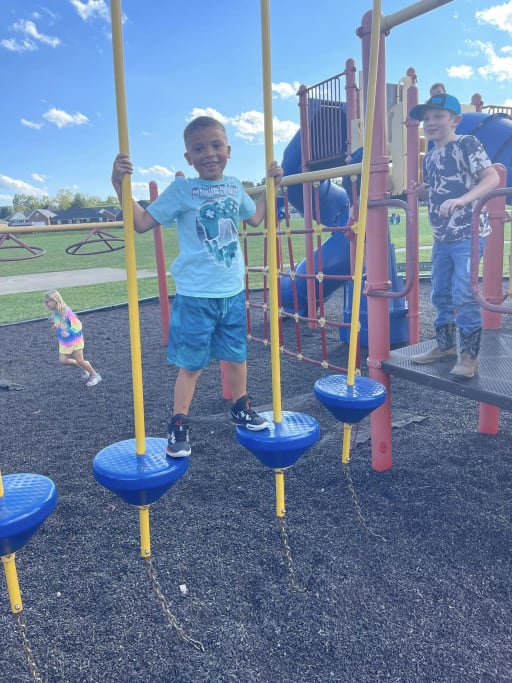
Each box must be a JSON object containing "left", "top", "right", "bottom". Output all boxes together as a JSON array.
[
  {"left": 7, "top": 211, "right": 32, "bottom": 227},
  {"left": 51, "top": 205, "right": 122, "bottom": 225},
  {"left": 26, "top": 208, "right": 57, "bottom": 226}
]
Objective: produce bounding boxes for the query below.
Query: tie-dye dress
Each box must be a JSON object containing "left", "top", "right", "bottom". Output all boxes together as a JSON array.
[{"left": 51, "top": 307, "right": 84, "bottom": 354}]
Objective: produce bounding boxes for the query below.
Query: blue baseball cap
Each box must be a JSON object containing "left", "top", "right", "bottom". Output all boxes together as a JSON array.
[{"left": 409, "top": 93, "right": 461, "bottom": 121}]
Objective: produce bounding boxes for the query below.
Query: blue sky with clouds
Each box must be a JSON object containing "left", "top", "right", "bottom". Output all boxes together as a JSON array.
[{"left": 2, "top": 0, "right": 512, "bottom": 206}]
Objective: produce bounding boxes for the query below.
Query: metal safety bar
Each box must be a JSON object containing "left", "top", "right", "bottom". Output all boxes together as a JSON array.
[
  {"left": 364, "top": 198, "right": 416, "bottom": 299},
  {"left": 471, "top": 187, "right": 512, "bottom": 314}
]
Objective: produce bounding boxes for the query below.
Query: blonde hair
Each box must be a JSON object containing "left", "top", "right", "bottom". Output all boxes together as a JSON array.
[{"left": 44, "top": 289, "right": 67, "bottom": 316}]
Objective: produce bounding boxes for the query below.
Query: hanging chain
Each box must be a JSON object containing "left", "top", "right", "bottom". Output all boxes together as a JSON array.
[
  {"left": 15, "top": 612, "right": 44, "bottom": 683},
  {"left": 277, "top": 517, "right": 305, "bottom": 592},
  {"left": 343, "top": 463, "right": 388, "bottom": 543},
  {"left": 144, "top": 557, "right": 205, "bottom": 652}
]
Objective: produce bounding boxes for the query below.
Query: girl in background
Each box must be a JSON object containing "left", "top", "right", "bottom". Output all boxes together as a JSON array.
[{"left": 44, "top": 290, "right": 102, "bottom": 387}]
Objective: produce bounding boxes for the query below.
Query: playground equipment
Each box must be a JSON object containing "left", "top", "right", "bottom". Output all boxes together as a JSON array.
[
  {"left": 65, "top": 227, "right": 125, "bottom": 255},
  {"left": 91, "top": 0, "right": 202, "bottom": 652},
  {"left": 311, "top": 0, "right": 388, "bottom": 465},
  {"left": 231, "top": 0, "right": 323, "bottom": 589},
  {"left": 278, "top": 67, "right": 512, "bottom": 349},
  {"left": 0, "top": 232, "right": 45, "bottom": 261},
  {"left": 0, "top": 469, "right": 58, "bottom": 679}
]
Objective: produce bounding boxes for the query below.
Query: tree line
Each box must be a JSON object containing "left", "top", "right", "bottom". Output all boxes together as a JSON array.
[{"left": 0, "top": 181, "right": 261, "bottom": 219}]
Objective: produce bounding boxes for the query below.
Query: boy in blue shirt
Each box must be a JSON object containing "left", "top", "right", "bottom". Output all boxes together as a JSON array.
[
  {"left": 409, "top": 94, "right": 499, "bottom": 378},
  {"left": 112, "top": 116, "right": 282, "bottom": 456}
]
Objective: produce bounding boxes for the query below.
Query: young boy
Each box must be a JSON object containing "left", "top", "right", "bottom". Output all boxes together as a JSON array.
[
  {"left": 408, "top": 94, "right": 499, "bottom": 378},
  {"left": 429, "top": 82, "right": 446, "bottom": 97},
  {"left": 112, "top": 116, "right": 282, "bottom": 456}
]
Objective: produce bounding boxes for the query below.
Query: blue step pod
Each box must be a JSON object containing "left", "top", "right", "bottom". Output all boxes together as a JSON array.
[
  {"left": 0, "top": 473, "right": 58, "bottom": 556},
  {"left": 314, "top": 374, "right": 386, "bottom": 423},
  {"left": 93, "top": 437, "right": 188, "bottom": 506},
  {"left": 235, "top": 411, "right": 320, "bottom": 469}
]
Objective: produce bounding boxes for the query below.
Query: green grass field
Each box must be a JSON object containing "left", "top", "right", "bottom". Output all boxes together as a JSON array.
[{"left": 0, "top": 209, "right": 435, "bottom": 324}]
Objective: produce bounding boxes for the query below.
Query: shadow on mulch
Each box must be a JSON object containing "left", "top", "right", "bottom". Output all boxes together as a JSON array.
[{"left": 1, "top": 282, "right": 511, "bottom": 683}]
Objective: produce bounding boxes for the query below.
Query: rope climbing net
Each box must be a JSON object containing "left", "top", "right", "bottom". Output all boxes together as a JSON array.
[{"left": 242, "top": 185, "right": 354, "bottom": 374}]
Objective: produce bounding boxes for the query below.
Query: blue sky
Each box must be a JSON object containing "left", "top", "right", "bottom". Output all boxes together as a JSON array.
[{"left": 2, "top": 0, "right": 512, "bottom": 206}]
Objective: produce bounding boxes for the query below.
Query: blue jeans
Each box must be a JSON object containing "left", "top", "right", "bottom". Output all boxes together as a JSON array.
[{"left": 430, "top": 237, "right": 486, "bottom": 334}]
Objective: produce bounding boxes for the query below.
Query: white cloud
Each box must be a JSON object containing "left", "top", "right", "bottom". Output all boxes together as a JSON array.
[
  {"left": 43, "top": 108, "right": 89, "bottom": 128},
  {"left": 31, "top": 173, "right": 46, "bottom": 183},
  {"left": 476, "top": 1, "right": 512, "bottom": 35},
  {"left": 0, "top": 174, "right": 47, "bottom": 197},
  {"left": 138, "top": 165, "right": 174, "bottom": 177},
  {"left": 187, "top": 108, "right": 298, "bottom": 145},
  {"left": 70, "top": 0, "right": 110, "bottom": 22},
  {"left": 13, "top": 20, "right": 60, "bottom": 48},
  {"left": 470, "top": 40, "right": 512, "bottom": 81},
  {"left": 187, "top": 107, "right": 228, "bottom": 124},
  {"left": 130, "top": 181, "right": 151, "bottom": 200},
  {"left": 1, "top": 38, "right": 37, "bottom": 52},
  {"left": 230, "top": 111, "right": 299, "bottom": 144},
  {"left": 229, "top": 111, "right": 265, "bottom": 141},
  {"left": 21, "top": 118, "right": 43, "bottom": 130},
  {"left": 0, "top": 194, "right": 13, "bottom": 203},
  {"left": 272, "top": 81, "right": 301, "bottom": 99},
  {"left": 447, "top": 65, "right": 474, "bottom": 79},
  {"left": 272, "top": 118, "right": 300, "bottom": 144}
]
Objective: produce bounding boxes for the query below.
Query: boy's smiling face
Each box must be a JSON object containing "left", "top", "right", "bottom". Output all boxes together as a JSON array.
[
  {"left": 422, "top": 108, "right": 461, "bottom": 148},
  {"left": 184, "top": 125, "right": 231, "bottom": 180}
]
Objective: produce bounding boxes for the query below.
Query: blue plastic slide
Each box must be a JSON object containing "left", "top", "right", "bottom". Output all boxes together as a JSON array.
[
  {"left": 456, "top": 112, "right": 512, "bottom": 198},
  {"left": 280, "top": 129, "right": 351, "bottom": 315}
]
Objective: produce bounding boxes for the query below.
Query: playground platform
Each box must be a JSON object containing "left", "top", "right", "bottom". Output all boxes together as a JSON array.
[{"left": 383, "top": 330, "right": 512, "bottom": 412}]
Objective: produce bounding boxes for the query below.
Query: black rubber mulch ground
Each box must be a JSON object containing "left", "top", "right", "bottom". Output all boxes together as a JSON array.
[{"left": 1, "top": 281, "right": 511, "bottom": 683}]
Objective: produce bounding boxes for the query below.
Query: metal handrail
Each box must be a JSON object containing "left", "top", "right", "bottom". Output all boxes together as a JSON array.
[
  {"left": 364, "top": 198, "right": 417, "bottom": 299},
  {"left": 471, "top": 187, "right": 512, "bottom": 314}
]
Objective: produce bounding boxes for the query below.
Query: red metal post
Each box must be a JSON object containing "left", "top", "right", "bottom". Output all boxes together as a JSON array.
[
  {"left": 359, "top": 9, "right": 394, "bottom": 471},
  {"left": 471, "top": 93, "right": 484, "bottom": 112},
  {"left": 298, "top": 85, "right": 318, "bottom": 326},
  {"left": 478, "top": 163, "right": 506, "bottom": 434}
]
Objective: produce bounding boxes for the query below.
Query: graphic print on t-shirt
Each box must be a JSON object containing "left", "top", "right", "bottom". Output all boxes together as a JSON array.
[{"left": 196, "top": 196, "right": 240, "bottom": 269}]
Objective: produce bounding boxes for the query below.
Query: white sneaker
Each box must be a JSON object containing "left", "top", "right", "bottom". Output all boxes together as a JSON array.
[
  {"left": 80, "top": 370, "right": 90, "bottom": 380},
  {"left": 86, "top": 374, "right": 102, "bottom": 387}
]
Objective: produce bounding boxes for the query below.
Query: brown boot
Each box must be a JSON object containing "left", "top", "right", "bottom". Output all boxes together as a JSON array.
[
  {"left": 449, "top": 328, "right": 481, "bottom": 379},
  {"left": 411, "top": 346, "right": 457, "bottom": 364},
  {"left": 411, "top": 322, "right": 457, "bottom": 364},
  {"left": 449, "top": 352, "right": 479, "bottom": 378}
]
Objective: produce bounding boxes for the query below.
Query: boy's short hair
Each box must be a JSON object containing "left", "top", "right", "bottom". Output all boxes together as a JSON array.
[
  {"left": 409, "top": 93, "right": 461, "bottom": 121},
  {"left": 429, "top": 82, "right": 446, "bottom": 95},
  {"left": 184, "top": 116, "right": 226, "bottom": 143}
]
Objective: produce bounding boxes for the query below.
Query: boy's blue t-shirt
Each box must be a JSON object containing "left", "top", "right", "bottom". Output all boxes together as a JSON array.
[{"left": 147, "top": 175, "right": 256, "bottom": 297}]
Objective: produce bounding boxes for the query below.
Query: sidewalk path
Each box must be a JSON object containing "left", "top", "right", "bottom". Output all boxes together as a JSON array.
[{"left": 0, "top": 267, "right": 158, "bottom": 295}]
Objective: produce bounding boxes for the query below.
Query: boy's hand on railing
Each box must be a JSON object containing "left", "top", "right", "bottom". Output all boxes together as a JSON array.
[{"left": 267, "top": 161, "right": 283, "bottom": 188}]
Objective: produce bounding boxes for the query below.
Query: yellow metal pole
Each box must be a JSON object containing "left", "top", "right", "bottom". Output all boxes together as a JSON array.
[
  {"left": 346, "top": 0, "right": 382, "bottom": 387},
  {"left": 260, "top": 0, "right": 282, "bottom": 424},
  {"left": 2, "top": 554, "right": 23, "bottom": 613},
  {"left": 341, "top": 424, "right": 352, "bottom": 465},
  {"left": 341, "top": 0, "right": 381, "bottom": 464},
  {"left": 274, "top": 470, "right": 286, "bottom": 518},
  {"left": 138, "top": 506, "right": 151, "bottom": 558},
  {"left": 110, "top": 0, "right": 146, "bottom": 455},
  {"left": 0, "top": 470, "right": 4, "bottom": 497}
]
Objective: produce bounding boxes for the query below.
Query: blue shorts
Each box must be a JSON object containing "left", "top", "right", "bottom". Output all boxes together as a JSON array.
[{"left": 167, "top": 292, "right": 248, "bottom": 371}]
